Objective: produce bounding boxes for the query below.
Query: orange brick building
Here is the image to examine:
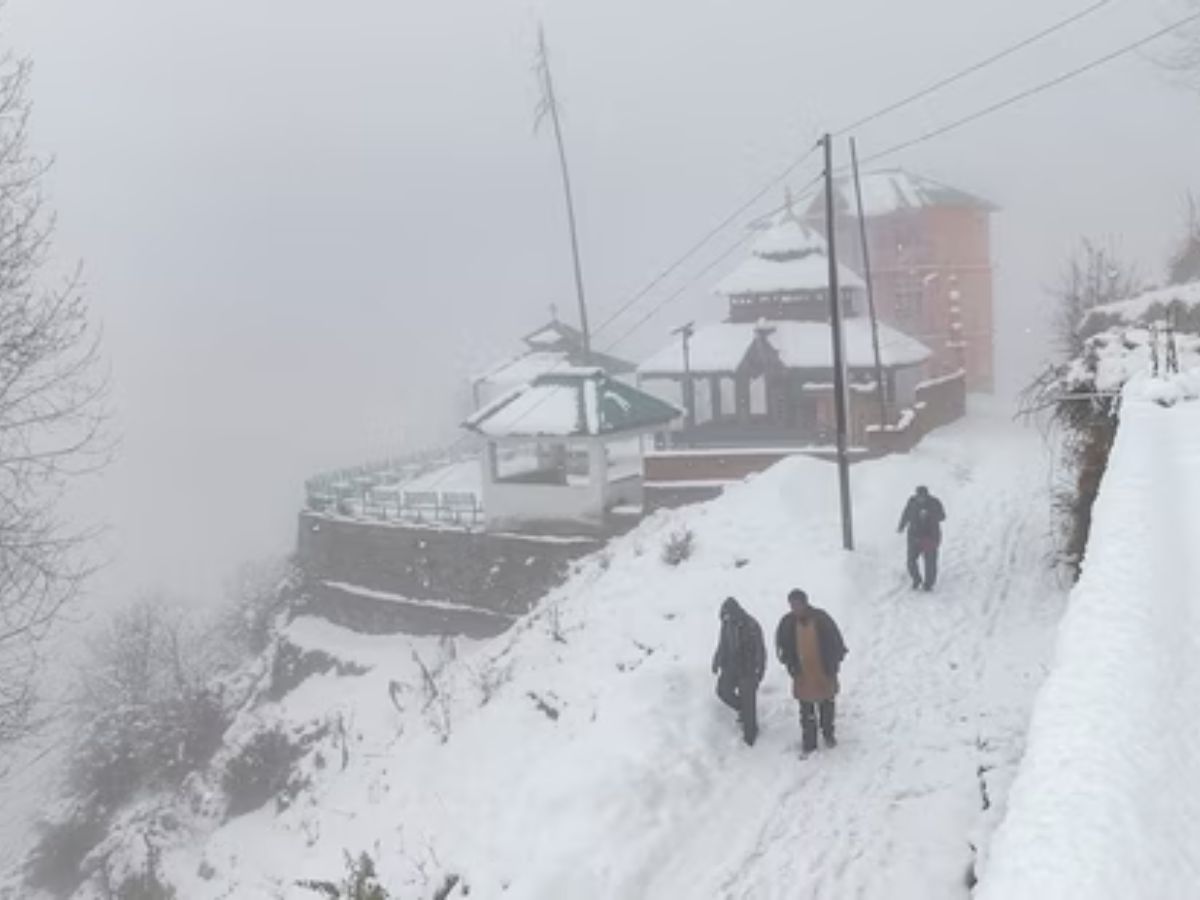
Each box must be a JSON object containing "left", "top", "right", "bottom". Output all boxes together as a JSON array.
[{"left": 802, "top": 170, "right": 997, "bottom": 392}]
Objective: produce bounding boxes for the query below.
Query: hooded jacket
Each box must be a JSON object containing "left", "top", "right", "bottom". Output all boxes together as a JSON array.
[{"left": 712, "top": 599, "right": 766, "bottom": 683}]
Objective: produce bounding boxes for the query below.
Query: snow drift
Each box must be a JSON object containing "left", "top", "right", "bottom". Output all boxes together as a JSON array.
[{"left": 977, "top": 392, "right": 1200, "bottom": 898}]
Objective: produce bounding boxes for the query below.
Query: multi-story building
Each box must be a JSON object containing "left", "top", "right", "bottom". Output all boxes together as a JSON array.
[{"left": 802, "top": 169, "right": 997, "bottom": 392}]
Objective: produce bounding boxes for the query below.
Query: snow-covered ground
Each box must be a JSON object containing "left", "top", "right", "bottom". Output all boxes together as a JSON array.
[
  {"left": 2, "top": 400, "right": 1068, "bottom": 898},
  {"left": 976, "top": 390, "right": 1200, "bottom": 899}
]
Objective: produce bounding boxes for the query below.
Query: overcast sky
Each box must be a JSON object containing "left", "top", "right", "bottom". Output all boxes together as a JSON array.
[{"left": 3, "top": 0, "right": 1198, "bottom": 610}]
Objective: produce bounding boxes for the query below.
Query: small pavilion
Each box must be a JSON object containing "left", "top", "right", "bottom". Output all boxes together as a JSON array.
[
  {"left": 471, "top": 314, "right": 635, "bottom": 410},
  {"left": 464, "top": 368, "right": 680, "bottom": 534},
  {"left": 638, "top": 212, "right": 931, "bottom": 447}
]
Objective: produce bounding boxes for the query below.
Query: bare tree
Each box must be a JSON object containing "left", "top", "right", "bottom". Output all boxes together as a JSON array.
[
  {"left": 1168, "top": 192, "right": 1200, "bottom": 285},
  {"left": 0, "top": 50, "right": 109, "bottom": 741},
  {"left": 1051, "top": 238, "right": 1141, "bottom": 356},
  {"left": 1158, "top": 0, "right": 1200, "bottom": 88}
]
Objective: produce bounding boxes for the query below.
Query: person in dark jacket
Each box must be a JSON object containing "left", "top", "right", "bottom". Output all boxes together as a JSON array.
[
  {"left": 898, "top": 485, "right": 946, "bottom": 590},
  {"left": 775, "top": 589, "right": 847, "bottom": 755},
  {"left": 712, "top": 597, "right": 766, "bottom": 746}
]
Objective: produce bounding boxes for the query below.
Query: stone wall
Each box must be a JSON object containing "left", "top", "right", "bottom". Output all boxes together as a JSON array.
[
  {"left": 296, "top": 513, "right": 600, "bottom": 635},
  {"left": 866, "top": 369, "right": 967, "bottom": 455}
]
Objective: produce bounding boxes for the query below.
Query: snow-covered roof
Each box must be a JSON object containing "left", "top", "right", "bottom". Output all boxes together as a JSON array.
[
  {"left": 717, "top": 215, "right": 864, "bottom": 297},
  {"left": 802, "top": 169, "right": 996, "bottom": 219},
  {"left": 465, "top": 369, "right": 680, "bottom": 438},
  {"left": 473, "top": 351, "right": 570, "bottom": 391},
  {"left": 717, "top": 253, "right": 865, "bottom": 296},
  {"left": 638, "top": 319, "right": 930, "bottom": 376},
  {"left": 473, "top": 318, "right": 634, "bottom": 393},
  {"left": 1080, "top": 280, "right": 1200, "bottom": 334},
  {"left": 751, "top": 217, "right": 828, "bottom": 259}
]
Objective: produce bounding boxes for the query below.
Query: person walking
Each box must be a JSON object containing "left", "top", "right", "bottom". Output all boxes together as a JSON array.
[
  {"left": 898, "top": 485, "right": 946, "bottom": 591},
  {"left": 774, "top": 589, "right": 847, "bottom": 756},
  {"left": 712, "top": 597, "right": 766, "bottom": 746}
]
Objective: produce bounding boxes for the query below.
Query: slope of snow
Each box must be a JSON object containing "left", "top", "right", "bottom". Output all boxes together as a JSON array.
[
  {"left": 976, "top": 391, "right": 1200, "bottom": 899},
  {"left": 19, "top": 401, "right": 1063, "bottom": 899}
]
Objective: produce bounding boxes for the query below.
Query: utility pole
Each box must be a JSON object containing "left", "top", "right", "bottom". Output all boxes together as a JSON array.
[
  {"left": 534, "top": 25, "right": 591, "bottom": 363},
  {"left": 850, "top": 138, "right": 888, "bottom": 429},
  {"left": 822, "top": 134, "right": 855, "bottom": 551},
  {"left": 672, "top": 322, "right": 696, "bottom": 435}
]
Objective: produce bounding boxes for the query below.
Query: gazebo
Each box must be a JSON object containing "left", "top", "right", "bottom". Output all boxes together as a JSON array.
[
  {"left": 471, "top": 316, "right": 635, "bottom": 410},
  {"left": 638, "top": 214, "right": 931, "bottom": 447},
  {"left": 464, "top": 368, "right": 680, "bottom": 534}
]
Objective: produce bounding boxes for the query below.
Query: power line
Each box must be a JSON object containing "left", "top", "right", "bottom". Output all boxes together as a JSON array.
[
  {"left": 388, "top": 4, "right": 1190, "bottom": 485},
  {"left": 588, "top": 143, "right": 821, "bottom": 340},
  {"left": 861, "top": 9, "right": 1200, "bottom": 165},
  {"left": 834, "top": 0, "right": 1115, "bottom": 137}
]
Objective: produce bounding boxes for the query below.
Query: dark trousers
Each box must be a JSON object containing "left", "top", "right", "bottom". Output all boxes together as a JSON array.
[
  {"left": 907, "top": 540, "right": 939, "bottom": 588},
  {"left": 716, "top": 673, "right": 759, "bottom": 745},
  {"left": 799, "top": 699, "right": 835, "bottom": 751}
]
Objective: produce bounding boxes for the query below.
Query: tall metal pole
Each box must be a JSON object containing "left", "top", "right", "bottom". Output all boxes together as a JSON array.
[
  {"left": 850, "top": 138, "right": 889, "bottom": 429},
  {"left": 535, "top": 26, "right": 591, "bottom": 362},
  {"left": 823, "top": 134, "right": 855, "bottom": 551}
]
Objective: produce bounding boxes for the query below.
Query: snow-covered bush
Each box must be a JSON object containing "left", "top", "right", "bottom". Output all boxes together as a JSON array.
[
  {"left": 1023, "top": 280, "right": 1200, "bottom": 577},
  {"left": 24, "top": 804, "right": 109, "bottom": 897},
  {"left": 660, "top": 528, "right": 695, "bottom": 566},
  {"left": 222, "top": 726, "right": 306, "bottom": 817},
  {"left": 100, "top": 840, "right": 179, "bottom": 900},
  {"left": 67, "top": 601, "right": 234, "bottom": 809}
]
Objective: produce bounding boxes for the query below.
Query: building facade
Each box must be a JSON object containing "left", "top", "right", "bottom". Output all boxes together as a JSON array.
[{"left": 802, "top": 169, "right": 997, "bottom": 392}]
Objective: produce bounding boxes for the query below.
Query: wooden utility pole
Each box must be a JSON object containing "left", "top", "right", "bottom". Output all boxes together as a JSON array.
[
  {"left": 823, "top": 134, "right": 854, "bottom": 551},
  {"left": 672, "top": 322, "right": 696, "bottom": 433},
  {"left": 535, "top": 26, "right": 591, "bottom": 362},
  {"left": 850, "top": 138, "right": 889, "bottom": 428}
]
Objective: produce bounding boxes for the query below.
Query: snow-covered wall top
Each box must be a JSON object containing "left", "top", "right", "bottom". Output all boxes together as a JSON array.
[
  {"left": 977, "top": 392, "right": 1200, "bottom": 899},
  {"left": 1080, "top": 280, "right": 1200, "bottom": 336}
]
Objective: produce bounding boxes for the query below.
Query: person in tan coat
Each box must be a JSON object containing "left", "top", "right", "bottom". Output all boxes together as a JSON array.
[{"left": 774, "top": 589, "right": 847, "bottom": 755}]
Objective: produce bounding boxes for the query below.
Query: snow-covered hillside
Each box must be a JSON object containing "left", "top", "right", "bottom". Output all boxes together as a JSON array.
[
  {"left": 11, "top": 402, "right": 1067, "bottom": 899},
  {"left": 977, "top": 391, "right": 1200, "bottom": 899}
]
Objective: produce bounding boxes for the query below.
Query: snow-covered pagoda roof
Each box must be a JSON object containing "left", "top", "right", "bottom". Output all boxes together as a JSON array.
[
  {"left": 717, "top": 216, "right": 865, "bottom": 297},
  {"left": 801, "top": 169, "right": 997, "bottom": 219},
  {"left": 473, "top": 318, "right": 634, "bottom": 394},
  {"left": 638, "top": 319, "right": 930, "bottom": 377},
  {"left": 465, "top": 368, "right": 680, "bottom": 439}
]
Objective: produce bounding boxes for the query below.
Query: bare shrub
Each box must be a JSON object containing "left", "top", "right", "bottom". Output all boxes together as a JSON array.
[
  {"left": 473, "top": 660, "right": 512, "bottom": 706},
  {"left": 412, "top": 650, "right": 451, "bottom": 743},
  {"left": 221, "top": 557, "right": 301, "bottom": 657},
  {"left": 298, "top": 851, "right": 390, "bottom": 899},
  {"left": 661, "top": 528, "right": 695, "bottom": 566}
]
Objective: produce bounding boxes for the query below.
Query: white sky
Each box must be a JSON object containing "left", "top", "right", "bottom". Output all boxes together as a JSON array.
[{"left": 3, "top": 0, "right": 1198, "bottom": 610}]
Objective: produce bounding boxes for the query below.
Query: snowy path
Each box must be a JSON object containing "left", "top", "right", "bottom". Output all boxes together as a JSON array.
[{"left": 624, "top": 419, "right": 1065, "bottom": 899}]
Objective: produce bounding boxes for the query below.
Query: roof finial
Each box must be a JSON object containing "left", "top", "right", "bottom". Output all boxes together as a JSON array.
[
  {"left": 784, "top": 185, "right": 796, "bottom": 219},
  {"left": 549, "top": 302, "right": 558, "bottom": 322}
]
